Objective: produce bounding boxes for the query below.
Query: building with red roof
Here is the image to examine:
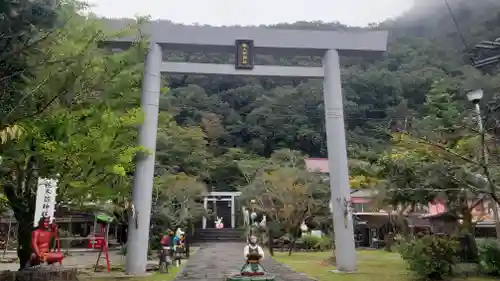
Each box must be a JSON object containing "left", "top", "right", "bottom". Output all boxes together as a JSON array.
[{"left": 304, "top": 158, "right": 375, "bottom": 211}]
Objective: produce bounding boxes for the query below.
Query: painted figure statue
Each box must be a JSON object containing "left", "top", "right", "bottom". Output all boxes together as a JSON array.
[
  {"left": 241, "top": 235, "right": 265, "bottom": 276},
  {"left": 160, "top": 229, "right": 178, "bottom": 254},
  {"left": 259, "top": 215, "right": 267, "bottom": 228},
  {"left": 30, "top": 217, "right": 64, "bottom": 266},
  {"left": 159, "top": 229, "right": 177, "bottom": 272},
  {"left": 173, "top": 228, "right": 185, "bottom": 267},
  {"left": 175, "top": 228, "right": 184, "bottom": 242},
  {"left": 243, "top": 207, "right": 250, "bottom": 226},
  {"left": 250, "top": 211, "right": 257, "bottom": 225},
  {"left": 226, "top": 235, "right": 275, "bottom": 280}
]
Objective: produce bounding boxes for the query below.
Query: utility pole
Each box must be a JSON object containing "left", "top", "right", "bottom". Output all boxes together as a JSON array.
[
  {"left": 469, "top": 38, "right": 500, "bottom": 239},
  {"left": 467, "top": 90, "right": 500, "bottom": 239}
]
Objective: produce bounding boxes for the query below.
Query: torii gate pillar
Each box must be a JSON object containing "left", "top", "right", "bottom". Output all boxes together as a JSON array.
[
  {"left": 104, "top": 20, "right": 388, "bottom": 275},
  {"left": 125, "top": 42, "right": 162, "bottom": 276},
  {"left": 323, "top": 49, "right": 356, "bottom": 270}
]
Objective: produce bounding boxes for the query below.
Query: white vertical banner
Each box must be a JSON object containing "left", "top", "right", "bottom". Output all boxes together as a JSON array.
[{"left": 33, "top": 178, "right": 58, "bottom": 227}]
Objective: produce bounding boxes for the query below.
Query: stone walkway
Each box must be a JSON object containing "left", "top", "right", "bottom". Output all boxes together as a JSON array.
[{"left": 174, "top": 242, "right": 315, "bottom": 281}]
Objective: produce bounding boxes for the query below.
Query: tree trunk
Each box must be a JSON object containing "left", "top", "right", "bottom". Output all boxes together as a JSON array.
[
  {"left": 185, "top": 218, "right": 191, "bottom": 258},
  {"left": 5, "top": 184, "right": 35, "bottom": 270},
  {"left": 288, "top": 228, "right": 299, "bottom": 256},
  {"left": 17, "top": 216, "right": 33, "bottom": 270},
  {"left": 394, "top": 211, "right": 410, "bottom": 240},
  {"left": 288, "top": 238, "right": 295, "bottom": 256},
  {"left": 461, "top": 207, "right": 478, "bottom": 262},
  {"left": 267, "top": 227, "right": 274, "bottom": 256},
  {"left": 2, "top": 144, "right": 38, "bottom": 270}
]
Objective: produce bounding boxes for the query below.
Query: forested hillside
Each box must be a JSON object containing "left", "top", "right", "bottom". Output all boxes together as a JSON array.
[{"left": 149, "top": 0, "right": 500, "bottom": 191}]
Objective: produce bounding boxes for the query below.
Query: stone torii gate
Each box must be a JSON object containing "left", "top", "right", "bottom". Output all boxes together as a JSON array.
[{"left": 105, "top": 20, "right": 387, "bottom": 275}]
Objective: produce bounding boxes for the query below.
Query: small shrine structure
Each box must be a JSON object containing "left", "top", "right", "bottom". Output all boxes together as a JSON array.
[{"left": 201, "top": 191, "right": 241, "bottom": 229}]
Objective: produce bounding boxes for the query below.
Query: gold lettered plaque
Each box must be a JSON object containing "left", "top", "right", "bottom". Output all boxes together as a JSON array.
[{"left": 235, "top": 39, "right": 254, "bottom": 70}]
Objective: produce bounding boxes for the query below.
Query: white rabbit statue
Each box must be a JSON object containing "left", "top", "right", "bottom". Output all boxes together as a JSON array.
[
  {"left": 259, "top": 215, "right": 267, "bottom": 228},
  {"left": 215, "top": 217, "right": 224, "bottom": 229}
]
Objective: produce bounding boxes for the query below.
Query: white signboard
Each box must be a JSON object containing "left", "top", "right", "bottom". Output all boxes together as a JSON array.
[{"left": 34, "top": 178, "right": 58, "bottom": 227}]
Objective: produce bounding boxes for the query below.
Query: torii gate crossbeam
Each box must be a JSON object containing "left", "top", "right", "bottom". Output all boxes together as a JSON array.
[{"left": 104, "top": 20, "right": 388, "bottom": 275}]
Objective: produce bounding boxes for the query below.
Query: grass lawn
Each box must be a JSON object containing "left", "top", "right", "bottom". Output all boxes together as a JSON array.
[
  {"left": 79, "top": 247, "right": 199, "bottom": 281},
  {"left": 79, "top": 267, "right": 181, "bottom": 281},
  {"left": 273, "top": 250, "right": 494, "bottom": 281}
]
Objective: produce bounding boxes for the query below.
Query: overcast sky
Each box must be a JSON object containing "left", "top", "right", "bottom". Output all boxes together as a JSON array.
[{"left": 85, "top": 0, "right": 414, "bottom": 27}]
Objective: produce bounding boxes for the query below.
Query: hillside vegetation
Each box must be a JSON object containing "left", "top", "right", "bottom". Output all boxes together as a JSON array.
[{"left": 139, "top": 1, "right": 500, "bottom": 190}]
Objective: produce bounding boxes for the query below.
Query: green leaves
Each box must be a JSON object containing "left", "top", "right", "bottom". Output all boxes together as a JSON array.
[
  {"left": 399, "top": 235, "right": 459, "bottom": 280},
  {"left": 152, "top": 172, "right": 207, "bottom": 228},
  {"left": 239, "top": 150, "right": 330, "bottom": 235},
  {"left": 0, "top": 0, "right": 59, "bottom": 129},
  {"left": 0, "top": 2, "right": 148, "bottom": 220},
  {"left": 155, "top": 112, "right": 210, "bottom": 177},
  {"left": 27, "top": 106, "right": 143, "bottom": 204}
]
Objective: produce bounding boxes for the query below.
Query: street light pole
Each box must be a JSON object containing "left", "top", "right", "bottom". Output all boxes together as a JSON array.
[{"left": 468, "top": 89, "right": 500, "bottom": 239}]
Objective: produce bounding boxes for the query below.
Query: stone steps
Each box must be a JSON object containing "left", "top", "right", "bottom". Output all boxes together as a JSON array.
[{"left": 191, "top": 228, "right": 244, "bottom": 243}]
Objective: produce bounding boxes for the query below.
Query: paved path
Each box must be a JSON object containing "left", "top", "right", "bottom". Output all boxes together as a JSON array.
[{"left": 174, "top": 243, "right": 315, "bottom": 281}]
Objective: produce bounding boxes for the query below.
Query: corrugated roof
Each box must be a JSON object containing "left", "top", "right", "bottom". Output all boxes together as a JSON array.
[{"left": 351, "top": 189, "right": 375, "bottom": 198}]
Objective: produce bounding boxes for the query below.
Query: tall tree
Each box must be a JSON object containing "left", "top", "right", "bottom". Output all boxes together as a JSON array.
[
  {"left": 0, "top": 2, "right": 147, "bottom": 267},
  {"left": 239, "top": 149, "right": 330, "bottom": 255},
  {"left": 152, "top": 173, "right": 207, "bottom": 232},
  {"left": 377, "top": 80, "right": 500, "bottom": 253}
]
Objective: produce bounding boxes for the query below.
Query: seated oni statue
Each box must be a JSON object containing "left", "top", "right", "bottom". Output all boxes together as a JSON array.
[{"left": 30, "top": 217, "right": 64, "bottom": 266}]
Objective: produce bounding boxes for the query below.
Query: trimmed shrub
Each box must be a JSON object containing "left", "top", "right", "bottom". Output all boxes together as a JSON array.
[
  {"left": 300, "top": 235, "right": 321, "bottom": 250},
  {"left": 399, "top": 235, "right": 458, "bottom": 280},
  {"left": 317, "top": 235, "right": 333, "bottom": 251},
  {"left": 477, "top": 238, "right": 500, "bottom": 276},
  {"left": 298, "top": 234, "right": 332, "bottom": 251}
]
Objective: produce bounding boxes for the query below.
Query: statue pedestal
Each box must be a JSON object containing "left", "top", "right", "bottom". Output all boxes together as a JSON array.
[{"left": 0, "top": 267, "right": 78, "bottom": 281}]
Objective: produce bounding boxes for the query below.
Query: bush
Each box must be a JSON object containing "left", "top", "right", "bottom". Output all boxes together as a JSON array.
[
  {"left": 317, "top": 235, "right": 333, "bottom": 251},
  {"left": 300, "top": 235, "right": 322, "bottom": 250},
  {"left": 477, "top": 238, "right": 500, "bottom": 276},
  {"left": 149, "top": 234, "right": 161, "bottom": 250},
  {"left": 298, "top": 234, "right": 332, "bottom": 251},
  {"left": 399, "top": 235, "right": 458, "bottom": 280}
]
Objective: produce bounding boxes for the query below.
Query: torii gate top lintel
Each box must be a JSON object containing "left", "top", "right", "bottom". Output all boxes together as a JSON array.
[{"left": 104, "top": 19, "right": 388, "bottom": 56}]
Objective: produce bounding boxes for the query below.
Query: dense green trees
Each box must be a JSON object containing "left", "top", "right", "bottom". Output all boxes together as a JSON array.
[
  {"left": 0, "top": 0, "right": 59, "bottom": 131},
  {"left": 0, "top": 0, "right": 148, "bottom": 267},
  {"left": 159, "top": 1, "right": 500, "bottom": 168}
]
